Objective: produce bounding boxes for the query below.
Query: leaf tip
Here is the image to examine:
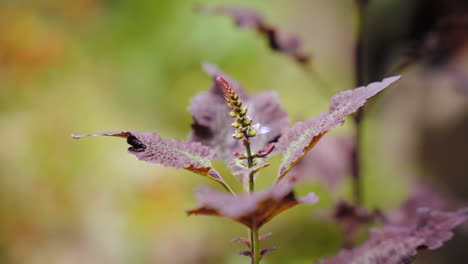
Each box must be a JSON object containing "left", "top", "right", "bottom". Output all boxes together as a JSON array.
[{"left": 385, "top": 75, "right": 402, "bottom": 84}]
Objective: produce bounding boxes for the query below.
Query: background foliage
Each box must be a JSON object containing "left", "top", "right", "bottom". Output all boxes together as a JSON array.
[{"left": 1, "top": 0, "right": 467, "bottom": 263}]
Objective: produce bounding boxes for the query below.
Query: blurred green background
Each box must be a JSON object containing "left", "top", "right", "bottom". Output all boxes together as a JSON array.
[{"left": 1, "top": 0, "right": 467, "bottom": 263}]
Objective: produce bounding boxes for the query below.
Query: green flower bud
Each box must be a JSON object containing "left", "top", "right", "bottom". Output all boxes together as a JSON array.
[
  {"left": 231, "top": 121, "right": 241, "bottom": 128},
  {"left": 233, "top": 132, "right": 245, "bottom": 139},
  {"left": 240, "top": 107, "right": 247, "bottom": 116},
  {"left": 247, "top": 128, "right": 257, "bottom": 137}
]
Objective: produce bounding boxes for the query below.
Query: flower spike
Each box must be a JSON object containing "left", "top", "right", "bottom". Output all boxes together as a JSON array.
[{"left": 216, "top": 76, "right": 257, "bottom": 139}]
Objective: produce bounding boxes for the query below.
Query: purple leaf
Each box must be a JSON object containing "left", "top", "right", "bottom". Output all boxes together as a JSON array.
[
  {"left": 333, "top": 200, "right": 379, "bottom": 248},
  {"left": 187, "top": 181, "right": 318, "bottom": 229},
  {"left": 333, "top": 200, "right": 375, "bottom": 226},
  {"left": 239, "top": 250, "right": 252, "bottom": 258},
  {"left": 71, "top": 131, "right": 225, "bottom": 184},
  {"left": 319, "top": 208, "right": 468, "bottom": 264},
  {"left": 189, "top": 62, "right": 289, "bottom": 161},
  {"left": 389, "top": 179, "right": 462, "bottom": 226},
  {"left": 260, "top": 247, "right": 276, "bottom": 259},
  {"left": 256, "top": 143, "right": 276, "bottom": 157},
  {"left": 287, "top": 136, "right": 354, "bottom": 188},
  {"left": 232, "top": 233, "right": 272, "bottom": 248},
  {"left": 232, "top": 237, "right": 251, "bottom": 247},
  {"left": 259, "top": 232, "right": 273, "bottom": 241},
  {"left": 197, "top": 6, "right": 310, "bottom": 64},
  {"left": 276, "top": 76, "right": 401, "bottom": 180}
]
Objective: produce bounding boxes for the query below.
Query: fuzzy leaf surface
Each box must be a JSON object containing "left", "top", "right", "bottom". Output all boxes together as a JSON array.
[
  {"left": 189, "top": 63, "right": 289, "bottom": 161},
  {"left": 276, "top": 76, "right": 401, "bottom": 180},
  {"left": 187, "top": 181, "right": 318, "bottom": 229},
  {"left": 72, "top": 131, "right": 224, "bottom": 183},
  {"left": 319, "top": 208, "right": 468, "bottom": 264}
]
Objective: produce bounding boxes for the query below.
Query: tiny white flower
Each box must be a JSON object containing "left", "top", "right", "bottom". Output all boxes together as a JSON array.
[{"left": 253, "top": 123, "right": 271, "bottom": 134}]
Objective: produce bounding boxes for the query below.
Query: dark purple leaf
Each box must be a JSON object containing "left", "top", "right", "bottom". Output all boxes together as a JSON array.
[
  {"left": 239, "top": 250, "right": 252, "bottom": 258},
  {"left": 260, "top": 247, "right": 276, "bottom": 259},
  {"left": 189, "top": 62, "right": 289, "bottom": 161},
  {"left": 276, "top": 76, "right": 401, "bottom": 180},
  {"left": 187, "top": 181, "right": 319, "bottom": 229},
  {"left": 319, "top": 208, "right": 468, "bottom": 264},
  {"left": 333, "top": 200, "right": 379, "bottom": 248},
  {"left": 72, "top": 131, "right": 225, "bottom": 184},
  {"left": 287, "top": 136, "right": 354, "bottom": 188},
  {"left": 197, "top": 6, "right": 310, "bottom": 64}
]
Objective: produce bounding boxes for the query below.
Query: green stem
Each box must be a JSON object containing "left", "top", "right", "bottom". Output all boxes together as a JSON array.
[
  {"left": 243, "top": 138, "right": 260, "bottom": 264},
  {"left": 244, "top": 140, "right": 255, "bottom": 192},
  {"left": 351, "top": 0, "right": 368, "bottom": 206},
  {"left": 251, "top": 227, "right": 260, "bottom": 264}
]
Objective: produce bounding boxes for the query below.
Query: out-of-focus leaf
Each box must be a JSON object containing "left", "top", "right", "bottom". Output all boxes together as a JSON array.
[
  {"left": 333, "top": 200, "right": 380, "bottom": 248},
  {"left": 319, "top": 208, "right": 468, "bottom": 264},
  {"left": 189, "top": 63, "right": 289, "bottom": 161},
  {"left": 287, "top": 136, "right": 354, "bottom": 188},
  {"left": 187, "top": 181, "right": 319, "bottom": 229},
  {"left": 197, "top": 6, "right": 310, "bottom": 64},
  {"left": 276, "top": 76, "right": 401, "bottom": 180},
  {"left": 72, "top": 131, "right": 225, "bottom": 183},
  {"left": 389, "top": 179, "right": 462, "bottom": 226}
]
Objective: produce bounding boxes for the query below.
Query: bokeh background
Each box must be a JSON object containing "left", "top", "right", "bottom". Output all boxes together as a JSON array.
[{"left": 1, "top": 0, "right": 467, "bottom": 263}]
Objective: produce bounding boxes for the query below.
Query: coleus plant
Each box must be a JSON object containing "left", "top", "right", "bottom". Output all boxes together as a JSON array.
[{"left": 73, "top": 4, "right": 468, "bottom": 264}]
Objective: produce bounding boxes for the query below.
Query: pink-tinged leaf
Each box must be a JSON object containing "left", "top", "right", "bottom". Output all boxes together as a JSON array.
[
  {"left": 276, "top": 76, "right": 401, "bottom": 180},
  {"left": 287, "top": 136, "right": 354, "bottom": 188},
  {"left": 71, "top": 131, "right": 225, "bottom": 184},
  {"left": 256, "top": 143, "right": 276, "bottom": 157},
  {"left": 197, "top": 6, "right": 310, "bottom": 64},
  {"left": 259, "top": 232, "right": 273, "bottom": 241},
  {"left": 187, "top": 181, "right": 319, "bottom": 229},
  {"left": 189, "top": 63, "right": 289, "bottom": 161},
  {"left": 232, "top": 237, "right": 251, "bottom": 247},
  {"left": 232, "top": 232, "right": 272, "bottom": 248},
  {"left": 319, "top": 208, "right": 468, "bottom": 264}
]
